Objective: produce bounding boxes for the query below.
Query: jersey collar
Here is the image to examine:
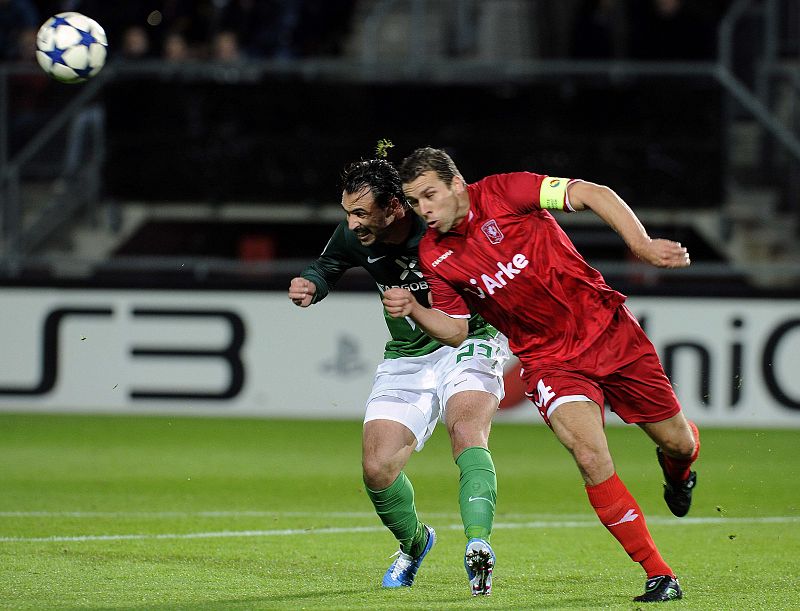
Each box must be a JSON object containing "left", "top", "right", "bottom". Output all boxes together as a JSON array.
[{"left": 448, "top": 209, "right": 473, "bottom": 236}]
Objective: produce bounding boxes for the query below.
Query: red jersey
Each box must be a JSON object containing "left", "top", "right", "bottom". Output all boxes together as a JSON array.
[{"left": 419, "top": 172, "right": 626, "bottom": 364}]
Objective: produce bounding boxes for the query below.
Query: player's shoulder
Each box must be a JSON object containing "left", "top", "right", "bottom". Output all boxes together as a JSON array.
[
  {"left": 417, "top": 230, "right": 442, "bottom": 263},
  {"left": 472, "top": 171, "right": 546, "bottom": 192},
  {"left": 470, "top": 172, "right": 545, "bottom": 203},
  {"left": 322, "top": 221, "right": 351, "bottom": 250},
  {"left": 418, "top": 229, "right": 437, "bottom": 252}
]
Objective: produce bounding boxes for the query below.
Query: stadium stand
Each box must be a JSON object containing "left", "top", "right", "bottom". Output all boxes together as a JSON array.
[{"left": 1, "top": 0, "right": 798, "bottom": 291}]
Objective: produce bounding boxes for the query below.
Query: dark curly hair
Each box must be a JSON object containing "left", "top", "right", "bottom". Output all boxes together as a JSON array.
[
  {"left": 341, "top": 159, "right": 408, "bottom": 210},
  {"left": 398, "top": 147, "right": 462, "bottom": 186}
]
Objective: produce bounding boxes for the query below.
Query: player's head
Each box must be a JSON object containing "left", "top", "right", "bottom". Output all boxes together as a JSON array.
[
  {"left": 340, "top": 159, "right": 408, "bottom": 246},
  {"left": 342, "top": 159, "right": 406, "bottom": 210},
  {"left": 398, "top": 146, "right": 462, "bottom": 187},
  {"left": 399, "top": 147, "right": 468, "bottom": 234}
]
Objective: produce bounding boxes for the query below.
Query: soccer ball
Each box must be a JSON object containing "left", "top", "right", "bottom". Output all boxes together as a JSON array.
[{"left": 35, "top": 12, "right": 108, "bottom": 84}]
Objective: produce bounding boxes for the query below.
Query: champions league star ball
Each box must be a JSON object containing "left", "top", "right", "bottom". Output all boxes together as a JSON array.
[{"left": 35, "top": 13, "right": 107, "bottom": 84}]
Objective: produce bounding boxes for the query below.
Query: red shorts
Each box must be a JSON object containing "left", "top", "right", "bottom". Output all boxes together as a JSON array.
[{"left": 520, "top": 305, "right": 681, "bottom": 427}]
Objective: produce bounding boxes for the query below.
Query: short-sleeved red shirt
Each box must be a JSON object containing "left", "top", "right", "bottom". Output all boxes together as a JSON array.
[{"left": 419, "top": 172, "right": 626, "bottom": 365}]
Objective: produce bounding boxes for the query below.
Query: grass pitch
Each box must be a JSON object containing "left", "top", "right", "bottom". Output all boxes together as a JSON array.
[{"left": 0, "top": 414, "right": 798, "bottom": 610}]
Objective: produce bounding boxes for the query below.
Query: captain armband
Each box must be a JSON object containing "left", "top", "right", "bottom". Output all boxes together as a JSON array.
[{"left": 538, "top": 176, "right": 570, "bottom": 210}]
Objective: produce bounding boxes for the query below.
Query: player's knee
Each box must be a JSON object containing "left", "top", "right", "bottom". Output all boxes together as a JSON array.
[
  {"left": 362, "top": 457, "right": 399, "bottom": 490},
  {"left": 448, "top": 419, "right": 488, "bottom": 453},
  {"left": 572, "top": 445, "right": 613, "bottom": 481},
  {"left": 661, "top": 434, "right": 696, "bottom": 460}
]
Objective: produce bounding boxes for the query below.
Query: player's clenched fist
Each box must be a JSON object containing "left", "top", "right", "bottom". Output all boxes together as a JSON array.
[
  {"left": 288, "top": 277, "right": 316, "bottom": 307},
  {"left": 382, "top": 287, "right": 417, "bottom": 318}
]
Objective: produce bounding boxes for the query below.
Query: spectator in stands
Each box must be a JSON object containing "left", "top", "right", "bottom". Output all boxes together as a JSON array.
[
  {"left": 162, "top": 30, "right": 190, "bottom": 62},
  {"left": 26, "top": 0, "right": 356, "bottom": 62},
  {"left": 155, "top": 0, "right": 214, "bottom": 60},
  {"left": 217, "top": 0, "right": 299, "bottom": 59},
  {"left": 35, "top": 1, "right": 214, "bottom": 61},
  {"left": 212, "top": 29, "right": 241, "bottom": 62},
  {"left": 120, "top": 24, "right": 152, "bottom": 59}
]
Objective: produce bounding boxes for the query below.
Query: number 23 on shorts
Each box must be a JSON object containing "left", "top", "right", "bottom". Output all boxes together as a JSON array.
[{"left": 456, "top": 342, "right": 494, "bottom": 363}]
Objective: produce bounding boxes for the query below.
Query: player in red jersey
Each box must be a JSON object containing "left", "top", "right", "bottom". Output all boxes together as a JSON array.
[{"left": 382, "top": 147, "right": 700, "bottom": 603}]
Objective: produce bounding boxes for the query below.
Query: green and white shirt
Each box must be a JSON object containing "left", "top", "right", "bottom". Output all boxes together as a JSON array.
[{"left": 301, "top": 215, "right": 497, "bottom": 359}]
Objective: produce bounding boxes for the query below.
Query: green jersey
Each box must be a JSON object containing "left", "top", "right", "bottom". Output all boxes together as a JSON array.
[{"left": 301, "top": 215, "right": 497, "bottom": 358}]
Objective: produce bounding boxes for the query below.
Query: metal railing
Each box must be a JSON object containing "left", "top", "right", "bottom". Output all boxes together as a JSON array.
[{"left": 0, "top": 66, "right": 108, "bottom": 270}]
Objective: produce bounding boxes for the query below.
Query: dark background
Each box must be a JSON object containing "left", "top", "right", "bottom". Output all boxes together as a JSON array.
[{"left": 103, "top": 77, "right": 724, "bottom": 207}]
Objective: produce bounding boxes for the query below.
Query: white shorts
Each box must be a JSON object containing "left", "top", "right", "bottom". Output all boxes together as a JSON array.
[{"left": 364, "top": 334, "right": 509, "bottom": 451}]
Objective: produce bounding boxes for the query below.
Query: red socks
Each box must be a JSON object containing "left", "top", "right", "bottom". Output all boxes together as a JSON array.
[
  {"left": 583, "top": 424, "right": 700, "bottom": 577},
  {"left": 586, "top": 473, "right": 673, "bottom": 578},
  {"left": 660, "top": 420, "right": 701, "bottom": 482}
]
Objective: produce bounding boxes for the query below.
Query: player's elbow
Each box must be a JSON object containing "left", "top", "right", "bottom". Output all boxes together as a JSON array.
[
  {"left": 440, "top": 322, "right": 468, "bottom": 347},
  {"left": 441, "top": 335, "right": 465, "bottom": 348}
]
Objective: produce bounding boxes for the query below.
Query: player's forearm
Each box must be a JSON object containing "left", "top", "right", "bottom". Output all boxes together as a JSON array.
[
  {"left": 569, "top": 181, "right": 690, "bottom": 268},
  {"left": 383, "top": 287, "right": 469, "bottom": 346},
  {"left": 408, "top": 302, "right": 468, "bottom": 347},
  {"left": 572, "top": 182, "right": 652, "bottom": 256}
]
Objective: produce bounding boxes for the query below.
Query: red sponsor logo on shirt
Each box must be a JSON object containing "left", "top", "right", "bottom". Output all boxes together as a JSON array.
[{"left": 481, "top": 219, "right": 504, "bottom": 244}]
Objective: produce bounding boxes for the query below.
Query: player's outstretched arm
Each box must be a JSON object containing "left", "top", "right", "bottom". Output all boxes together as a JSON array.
[
  {"left": 382, "top": 288, "right": 468, "bottom": 347},
  {"left": 288, "top": 277, "right": 317, "bottom": 307},
  {"left": 567, "top": 180, "right": 691, "bottom": 269}
]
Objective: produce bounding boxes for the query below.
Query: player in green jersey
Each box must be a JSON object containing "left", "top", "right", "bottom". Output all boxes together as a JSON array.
[{"left": 288, "top": 158, "right": 509, "bottom": 595}]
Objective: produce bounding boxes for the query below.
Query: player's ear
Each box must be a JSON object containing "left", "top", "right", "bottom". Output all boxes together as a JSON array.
[
  {"left": 451, "top": 175, "right": 466, "bottom": 194},
  {"left": 387, "top": 196, "right": 402, "bottom": 219}
]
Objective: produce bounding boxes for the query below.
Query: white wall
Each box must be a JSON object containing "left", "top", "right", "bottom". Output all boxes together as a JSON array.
[{"left": 0, "top": 289, "right": 798, "bottom": 427}]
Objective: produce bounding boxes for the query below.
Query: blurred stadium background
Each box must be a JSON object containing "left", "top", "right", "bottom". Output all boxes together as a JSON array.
[{"left": 0, "top": 0, "right": 798, "bottom": 423}]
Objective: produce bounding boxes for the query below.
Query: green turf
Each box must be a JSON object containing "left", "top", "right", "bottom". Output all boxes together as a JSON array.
[{"left": 0, "top": 414, "right": 798, "bottom": 610}]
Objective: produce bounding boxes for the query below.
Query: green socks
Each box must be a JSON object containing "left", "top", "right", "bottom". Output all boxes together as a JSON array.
[
  {"left": 366, "top": 472, "right": 426, "bottom": 556},
  {"left": 456, "top": 446, "right": 497, "bottom": 541},
  {"left": 365, "top": 448, "right": 495, "bottom": 553}
]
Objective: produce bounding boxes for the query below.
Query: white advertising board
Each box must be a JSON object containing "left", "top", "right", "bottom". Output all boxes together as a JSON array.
[{"left": 0, "top": 289, "right": 798, "bottom": 427}]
